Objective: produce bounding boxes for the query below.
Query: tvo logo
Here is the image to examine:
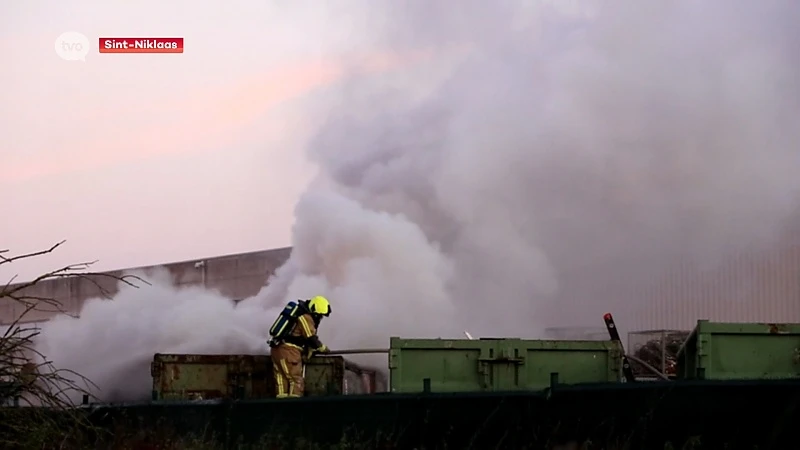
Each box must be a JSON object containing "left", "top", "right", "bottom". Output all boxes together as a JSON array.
[{"left": 55, "top": 31, "right": 90, "bottom": 61}]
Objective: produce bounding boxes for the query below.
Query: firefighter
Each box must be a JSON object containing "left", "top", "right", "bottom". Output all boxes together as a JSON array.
[{"left": 270, "top": 295, "right": 331, "bottom": 398}]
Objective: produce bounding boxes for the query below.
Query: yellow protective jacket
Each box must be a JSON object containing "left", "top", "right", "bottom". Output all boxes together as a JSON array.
[{"left": 282, "top": 313, "right": 325, "bottom": 352}]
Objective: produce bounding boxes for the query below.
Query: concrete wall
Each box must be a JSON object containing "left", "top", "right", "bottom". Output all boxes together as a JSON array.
[{"left": 0, "top": 247, "right": 292, "bottom": 325}]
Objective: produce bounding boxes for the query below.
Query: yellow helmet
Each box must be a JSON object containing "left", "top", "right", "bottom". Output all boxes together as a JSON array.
[{"left": 307, "top": 295, "right": 331, "bottom": 316}]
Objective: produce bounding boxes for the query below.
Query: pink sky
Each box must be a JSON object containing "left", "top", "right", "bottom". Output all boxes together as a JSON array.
[{"left": 0, "top": 1, "right": 432, "bottom": 281}]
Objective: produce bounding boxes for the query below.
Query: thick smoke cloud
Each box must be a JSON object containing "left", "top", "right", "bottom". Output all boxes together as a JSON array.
[
  {"left": 282, "top": 0, "right": 800, "bottom": 335},
  {"left": 36, "top": 268, "right": 270, "bottom": 402},
  {"left": 35, "top": 0, "right": 800, "bottom": 402}
]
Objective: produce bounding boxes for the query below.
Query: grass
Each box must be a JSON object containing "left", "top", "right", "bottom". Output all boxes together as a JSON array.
[
  {"left": 0, "top": 399, "right": 791, "bottom": 450},
  {"left": 0, "top": 414, "right": 766, "bottom": 450}
]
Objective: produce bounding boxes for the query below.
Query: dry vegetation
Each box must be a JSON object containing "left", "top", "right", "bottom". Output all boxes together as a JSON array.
[{"left": 0, "top": 241, "right": 143, "bottom": 449}]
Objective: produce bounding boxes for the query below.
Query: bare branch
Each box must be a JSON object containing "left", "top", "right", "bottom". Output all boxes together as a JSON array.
[
  {"left": 1, "top": 251, "right": 148, "bottom": 320},
  {"left": 1, "top": 260, "right": 96, "bottom": 299},
  {"left": 0, "top": 240, "right": 65, "bottom": 266},
  {"left": 0, "top": 242, "right": 142, "bottom": 445}
]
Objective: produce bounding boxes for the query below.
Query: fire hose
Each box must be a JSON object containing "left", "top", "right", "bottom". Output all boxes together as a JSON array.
[
  {"left": 304, "top": 349, "right": 390, "bottom": 378},
  {"left": 324, "top": 348, "right": 390, "bottom": 355},
  {"left": 624, "top": 354, "right": 671, "bottom": 381}
]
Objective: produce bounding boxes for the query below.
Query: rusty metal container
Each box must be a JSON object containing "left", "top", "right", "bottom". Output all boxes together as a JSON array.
[{"left": 151, "top": 353, "right": 378, "bottom": 400}]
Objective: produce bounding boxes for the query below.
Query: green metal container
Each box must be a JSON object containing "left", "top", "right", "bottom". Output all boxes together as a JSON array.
[
  {"left": 676, "top": 320, "right": 800, "bottom": 380},
  {"left": 151, "top": 353, "right": 363, "bottom": 400},
  {"left": 388, "top": 337, "right": 623, "bottom": 393}
]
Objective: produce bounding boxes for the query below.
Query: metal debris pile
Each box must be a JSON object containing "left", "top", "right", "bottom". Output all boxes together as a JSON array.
[{"left": 631, "top": 331, "right": 690, "bottom": 377}]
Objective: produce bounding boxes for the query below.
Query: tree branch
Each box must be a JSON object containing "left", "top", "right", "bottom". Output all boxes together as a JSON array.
[
  {"left": 0, "top": 240, "right": 65, "bottom": 266},
  {"left": 1, "top": 241, "right": 143, "bottom": 445}
]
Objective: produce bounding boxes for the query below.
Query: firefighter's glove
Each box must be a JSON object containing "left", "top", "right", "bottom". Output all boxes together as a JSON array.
[{"left": 316, "top": 344, "right": 329, "bottom": 354}]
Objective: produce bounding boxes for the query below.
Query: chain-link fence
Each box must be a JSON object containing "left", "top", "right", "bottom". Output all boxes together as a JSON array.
[{"left": 627, "top": 329, "right": 690, "bottom": 377}]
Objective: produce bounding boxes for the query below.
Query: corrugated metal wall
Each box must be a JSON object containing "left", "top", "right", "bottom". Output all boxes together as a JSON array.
[
  {"left": 538, "top": 238, "right": 800, "bottom": 339},
  {"left": 4, "top": 242, "right": 800, "bottom": 334},
  {"left": 631, "top": 244, "right": 800, "bottom": 331}
]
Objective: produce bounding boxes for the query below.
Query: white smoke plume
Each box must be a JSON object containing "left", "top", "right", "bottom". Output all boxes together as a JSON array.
[
  {"left": 35, "top": 0, "right": 800, "bottom": 402},
  {"left": 35, "top": 268, "right": 271, "bottom": 402}
]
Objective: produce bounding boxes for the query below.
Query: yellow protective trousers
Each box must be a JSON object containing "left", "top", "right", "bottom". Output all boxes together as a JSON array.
[{"left": 270, "top": 343, "right": 304, "bottom": 398}]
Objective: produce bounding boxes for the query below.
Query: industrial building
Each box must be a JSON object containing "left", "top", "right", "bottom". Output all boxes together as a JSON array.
[
  {"left": 2, "top": 241, "right": 800, "bottom": 337},
  {"left": 0, "top": 247, "right": 292, "bottom": 327}
]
